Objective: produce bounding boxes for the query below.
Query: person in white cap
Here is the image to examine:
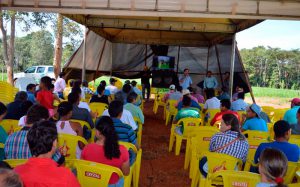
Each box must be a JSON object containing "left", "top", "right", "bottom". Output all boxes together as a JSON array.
[
  {"left": 163, "top": 84, "right": 176, "bottom": 102},
  {"left": 176, "top": 89, "right": 201, "bottom": 110}
]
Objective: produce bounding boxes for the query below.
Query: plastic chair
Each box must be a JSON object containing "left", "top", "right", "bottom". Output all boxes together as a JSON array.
[
  {"left": 63, "top": 87, "right": 71, "bottom": 99},
  {"left": 285, "top": 162, "right": 300, "bottom": 184},
  {"left": 192, "top": 151, "right": 243, "bottom": 187},
  {"left": 205, "top": 170, "right": 260, "bottom": 187},
  {"left": 0, "top": 119, "right": 19, "bottom": 135},
  {"left": 119, "top": 142, "right": 142, "bottom": 187},
  {"left": 3, "top": 159, "right": 27, "bottom": 168},
  {"left": 243, "top": 139, "right": 268, "bottom": 171},
  {"left": 169, "top": 118, "right": 203, "bottom": 156},
  {"left": 134, "top": 117, "right": 143, "bottom": 148},
  {"left": 89, "top": 102, "right": 108, "bottom": 118},
  {"left": 186, "top": 127, "right": 219, "bottom": 179},
  {"left": 261, "top": 106, "right": 275, "bottom": 121},
  {"left": 202, "top": 109, "right": 220, "bottom": 126},
  {"left": 0, "top": 81, "right": 18, "bottom": 105},
  {"left": 289, "top": 183, "right": 300, "bottom": 187},
  {"left": 0, "top": 143, "right": 4, "bottom": 149},
  {"left": 67, "top": 79, "right": 75, "bottom": 87},
  {"left": 289, "top": 138, "right": 300, "bottom": 147},
  {"left": 153, "top": 93, "right": 166, "bottom": 118},
  {"left": 165, "top": 99, "right": 178, "bottom": 126},
  {"left": 70, "top": 119, "right": 92, "bottom": 130},
  {"left": 243, "top": 130, "right": 270, "bottom": 140},
  {"left": 57, "top": 133, "right": 88, "bottom": 159},
  {"left": 273, "top": 108, "right": 287, "bottom": 122},
  {"left": 66, "top": 159, "right": 124, "bottom": 187},
  {"left": 237, "top": 111, "right": 246, "bottom": 121}
]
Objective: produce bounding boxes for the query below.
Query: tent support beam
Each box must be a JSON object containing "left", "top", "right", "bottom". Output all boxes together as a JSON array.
[
  {"left": 236, "top": 46, "right": 256, "bottom": 103},
  {"left": 176, "top": 46, "right": 181, "bottom": 75},
  {"left": 144, "top": 44, "right": 147, "bottom": 66},
  {"left": 229, "top": 34, "right": 236, "bottom": 100},
  {"left": 82, "top": 26, "right": 87, "bottom": 82},
  {"left": 206, "top": 46, "right": 210, "bottom": 73},
  {"left": 215, "top": 45, "right": 224, "bottom": 87},
  {"left": 93, "top": 39, "right": 107, "bottom": 81}
]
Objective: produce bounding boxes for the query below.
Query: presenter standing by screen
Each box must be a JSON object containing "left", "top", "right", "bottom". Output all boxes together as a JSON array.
[{"left": 179, "top": 68, "right": 192, "bottom": 90}]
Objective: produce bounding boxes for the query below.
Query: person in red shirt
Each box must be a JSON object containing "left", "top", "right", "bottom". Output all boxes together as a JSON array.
[
  {"left": 81, "top": 116, "right": 130, "bottom": 186},
  {"left": 14, "top": 120, "right": 80, "bottom": 187},
  {"left": 210, "top": 99, "right": 240, "bottom": 126},
  {"left": 36, "top": 76, "right": 60, "bottom": 117}
]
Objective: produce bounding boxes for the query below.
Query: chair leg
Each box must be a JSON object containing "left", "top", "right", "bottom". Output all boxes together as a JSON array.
[
  {"left": 191, "top": 168, "right": 200, "bottom": 187},
  {"left": 184, "top": 139, "right": 191, "bottom": 170},
  {"left": 175, "top": 135, "right": 183, "bottom": 156},
  {"left": 168, "top": 126, "right": 175, "bottom": 152},
  {"left": 165, "top": 112, "right": 170, "bottom": 126},
  {"left": 133, "top": 150, "right": 142, "bottom": 187}
]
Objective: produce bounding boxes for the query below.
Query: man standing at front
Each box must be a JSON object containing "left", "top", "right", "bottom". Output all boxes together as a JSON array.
[
  {"left": 179, "top": 68, "right": 192, "bottom": 90},
  {"left": 203, "top": 71, "right": 218, "bottom": 91}
]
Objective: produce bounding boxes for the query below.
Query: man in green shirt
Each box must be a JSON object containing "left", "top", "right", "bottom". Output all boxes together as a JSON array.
[
  {"left": 174, "top": 95, "right": 200, "bottom": 135},
  {"left": 124, "top": 92, "right": 145, "bottom": 124}
]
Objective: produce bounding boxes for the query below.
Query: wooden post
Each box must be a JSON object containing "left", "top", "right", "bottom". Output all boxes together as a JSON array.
[
  {"left": 93, "top": 39, "right": 107, "bottom": 80},
  {"left": 206, "top": 46, "right": 210, "bottom": 73},
  {"left": 176, "top": 46, "right": 181, "bottom": 75},
  {"left": 229, "top": 34, "right": 236, "bottom": 100},
  {"left": 82, "top": 26, "right": 87, "bottom": 82},
  {"left": 144, "top": 44, "right": 147, "bottom": 66}
]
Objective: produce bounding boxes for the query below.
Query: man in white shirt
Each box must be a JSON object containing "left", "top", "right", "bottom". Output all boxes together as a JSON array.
[
  {"left": 231, "top": 92, "right": 248, "bottom": 111},
  {"left": 102, "top": 108, "right": 137, "bottom": 130},
  {"left": 203, "top": 89, "right": 220, "bottom": 113},
  {"left": 179, "top": 68, "right": 193, "bottom": 90},
  {"left": 105, "top": 78, "right": 119, "bottom": 95},
  {"left": 54, "top": 72, "right": 66, "bottom": 99}
]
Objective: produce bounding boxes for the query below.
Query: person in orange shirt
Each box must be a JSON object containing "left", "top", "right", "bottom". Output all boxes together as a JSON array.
[
  {"left": 14, "top": 120, "right": 80, "bottom": 187},
  {"left": 210, "top": 99, "right": 240, "bottom": 126}
]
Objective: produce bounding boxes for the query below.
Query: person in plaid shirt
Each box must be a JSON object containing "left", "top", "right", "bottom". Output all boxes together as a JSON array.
[{"left": 4, "top": 104, "right": 64, "bottom": 165}]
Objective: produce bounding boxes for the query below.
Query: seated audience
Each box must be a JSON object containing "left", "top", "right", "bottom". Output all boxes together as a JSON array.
[
  {"left": 71, "top": 87, "right": 91, "bottom": 112},
  {"left": 81, "top": 116, "right": 130, "bottom": 187},
  {"left": 231, "top": 92, "right": 248, "bottom": 111},
  {"left": 36, "top": 76, "right": 60, "bottom": 117},
  {"left": 106, "top": 78, "right": 119, "bottom": 95},
  {"left": 100, "top": 80, "right": 111, "bottom": 96},
  {"left": 174, "top": 96, "right": 200, "bottom": 135},
  {"left": 169, "top": 85, "right": 183, "bottom": 101},
  {"left": 256, "top": 148, "right": 288, "bottom": 187},
  {"left": 68, "top": 92, "right": 94, "bottom": 129},
  {"left": 232, "top": 86, "right": 244, "bottom": 101},
  {"left": 115, "top": 84, "right": 132, "bottom": 104},
  {"left": 14, "top": 120, "right": 80, "bottom": 187},
  {"left": 26, "top": 83, "right": 36, "bottom": 103},
  {"left": 163, "top": 84, "right": 176, "bottom": 102},
  {"left": 0, "top": 168, "right": 23, "bottom": 187},
  {"left": 210, "top": 99, "right": 240, "bottom": 126},
  {"left": 284, "top": 98, "right": 300, "bottom": 126},
  {"left": 177, "top": 89, "right": 201, "bottom": 110},
  {"left": 202, "top": 88, "right": 220, "bottom": 114},
  {"left": 242, "top": 104, "right": 268, "bottom": 132},
  {"left": 4, "top": 104, "right": 64, "bottom": 164},
  {"left": 199, "top": 114, "right": 248, "bottom": 177},
  {"left": 4, "top": 91, "right": 28, "bottom": 120},
  {"left": 131, "top": 81, "right": 142, "bottom": 96},
  {"left": 188, "top": 87, "right": 205, "bottom": 104},
  {"left": 217, "top": 87, "right": 230, "bottom": 101},
  {"left": 291, "top": 108, "right": 300, "bottom": 135},
  {"left": 0, "top": 102, "right": 8, "bottom": 160},
  {"left": 17, "top": 101, "right": 34, "bottom": 127},
  {"left": 57, "top": 102, "right": 85, "bottom": 158},
  {"left": 254, "top": 120, "right": 299, "bottom": 164},
  {"left": 82, "top": 80, "right": 94, "bottom": 95},
  {"left": 90, "top": 85, "right": 109, "bottom": 105},
  {"left": 54, "top": 72, "right": 66, "bottom": 99},
  {"left": 124, "top": 92, "right": 144, "bottom": 124}
]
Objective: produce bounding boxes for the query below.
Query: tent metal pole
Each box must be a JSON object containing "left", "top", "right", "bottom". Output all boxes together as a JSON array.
[
  {"left": 206, "top": 46, "right": 210, "bottom": 73},
  {"left": 110, "top": 43, "right": 113, "bottom": 76},
  {"left": 144, "top": 44, "right": 147, "bottom": 66},
  {"left": 82, "top": 26, "right": 87, "bottom": 82},
  {"left": 229, "top": 34, "right": 236, "bottom": 100},
  {"left": 236, "top": 46, "right": 256, "bottom": 103},
  {"left": 93, "top": 39, "right": 107, "bottom": 81},
  {"left": 176, "top": 46, "right": 181, "bottom": 75},
  {"left": 215, "top": 45, "right": 224, "bottom": 87}
]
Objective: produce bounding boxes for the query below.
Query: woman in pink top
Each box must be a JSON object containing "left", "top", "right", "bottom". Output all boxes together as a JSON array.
[{"left": 81, "top": 116, "right": 130, "bottom": 187}]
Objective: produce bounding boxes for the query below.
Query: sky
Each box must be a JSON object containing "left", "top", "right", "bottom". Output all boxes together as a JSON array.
[{"left": 1, "top": 19, "right": 300, "bottom": 50}]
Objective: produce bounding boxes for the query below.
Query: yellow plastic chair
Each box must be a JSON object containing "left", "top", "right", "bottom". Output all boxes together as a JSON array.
[
  {"left": 186, "top": 127, "right": 219, "bottom": 179},
  {"left": 89, "top": 102, "right": 108, "bottom": 118},
  {"left": 289, "top": 183, "right": 300, "bottom": 187},
  {"left": 243, "top": 139, "right": 268, "bottom": 171},
  {"left": 57, "top": 133, "right": 88, "bottom": 159},
  {"left": 134, "top": 117, "right": 143, "bottom": 148},
  {"left": 273, "top": 108, "right": 287, "bottom": 122},
  {"left": 153, "top": 93, "right": 166, "bottom": 118},
  {"left": 243, "top": 130, "right": 270, "bottom": 140},
  {"left": 0, "top": 81, "right": 18, "bottom": 105},
  {"left": 63, "top": 87, "right": 71, "bottom": 99},
  {"left": 66, "top": 159, "right": 124, "bottom": 187},
  {"left": 0, "top": 143, "right": 4, "bottom": 149},
  {"left": 206, "top": 170, "right": 260, "bottom": 187},
  {"left": 67, "top": 79, "right": 75, "bottom": 87},
  {"left": 289, "top": 138, "right": 300, "bottom": 147},
  {"left": 165, "top": 99, "right": 178, "bottom": 126},
  {"left": 169, "top": 118, "right": 203, "bottom": 156},
  {"left": 290, "top": 135, "right": 300, "bottom": 139},
  {"left": 202, "top": 109, "right": 220, "bottom": 126},
  {"left": 192, "top": 151, "right": 243, "bottom": 187},
  {"left": 3, "top": 159, "right": 27, "bottom": 168},
  {"left": 261, "top": 106, "right": 275, "bottom": 121},
  {"left": 285, "top": 162, "right": 300, "bottom": 184},
  {"left": 0, "top": 119, "right": 19, "bottom": 135},
  {"left": 237, "top": 111, "right": 246, "bottom": 121},
  {"left": 119, "top": 142, "right": 142, "bottom": 187},
  {"left": 114, "top": 77, "right": 123, "bottom": 90},
  {"left": 70, "top": 119, "right": 92, "bottom": 130}
]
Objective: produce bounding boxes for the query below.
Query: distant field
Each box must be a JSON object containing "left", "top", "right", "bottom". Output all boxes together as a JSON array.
[{"left": 249, "top": 87, "right": 300, "bottom": 98}]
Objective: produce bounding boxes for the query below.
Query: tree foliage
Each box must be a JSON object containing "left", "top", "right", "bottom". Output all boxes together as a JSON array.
[{"left": 240, "top": 46, "right": 300, "bottom": 90}]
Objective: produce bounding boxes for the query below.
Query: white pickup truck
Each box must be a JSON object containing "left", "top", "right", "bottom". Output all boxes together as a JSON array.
[{"left": 14, "top": 65, "right": 55, "bottom": 82}]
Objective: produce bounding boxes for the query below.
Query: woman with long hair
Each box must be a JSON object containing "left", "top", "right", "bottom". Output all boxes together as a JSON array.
[
  {"left": 257, "top": 148, "right": 288, "bottom": 187},
  {"left": 81, "top": 116, "right": 130, "bottom": 187}
]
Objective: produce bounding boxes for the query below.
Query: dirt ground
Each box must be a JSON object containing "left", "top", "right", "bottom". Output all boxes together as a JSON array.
[{"left": 139, "top": 100, "right": 190, "bottom": 187}]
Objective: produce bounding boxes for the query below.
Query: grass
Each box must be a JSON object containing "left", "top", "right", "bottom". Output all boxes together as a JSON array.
[{"left": 249, "top": 87, "right": 300, "bottom": 98}]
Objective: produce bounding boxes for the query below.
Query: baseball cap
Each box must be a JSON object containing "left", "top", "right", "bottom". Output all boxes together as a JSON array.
[
  {"left": 249, "top": 103, "right": 262, "bottom": 118},
  {"left": 182, "top": 89, "right": 190, "bottom": 95},
  {"left": 169, "top": 84, "right": 175, "bottom": 90},
  {"left": 110, "top": 78, "right": 117, "bottom": 83},
  {"left": 290, "top": 98, "right": 300, "bottom": 105}
]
